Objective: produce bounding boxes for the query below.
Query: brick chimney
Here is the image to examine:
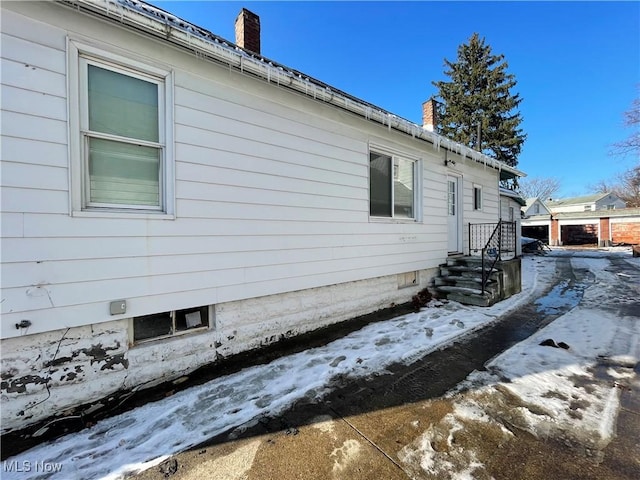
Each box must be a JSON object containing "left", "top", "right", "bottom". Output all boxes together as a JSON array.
[
  {"left": 235, "top": 8, "right": 260, "bottom": 54},
  {"left": 422, "top": 98, "right": 438, "bottom": 132}
]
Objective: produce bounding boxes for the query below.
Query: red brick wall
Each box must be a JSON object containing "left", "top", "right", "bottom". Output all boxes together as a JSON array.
[
  {"left": 612, "top": 222, "right": 640, "bottom": 245},
  {"left": 599, "top": 217, "right": 611, "bottom": 243},
  {"left": 550, "top": 219, "right": 560, "bottom": 246}
]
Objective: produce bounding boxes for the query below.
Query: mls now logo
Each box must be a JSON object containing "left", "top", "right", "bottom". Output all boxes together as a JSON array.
[{"left": 3, "top": 460, "right": 63, "bottom": 473}]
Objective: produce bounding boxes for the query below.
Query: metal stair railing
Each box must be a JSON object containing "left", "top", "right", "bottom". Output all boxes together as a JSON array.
[
  {"left": 469, "top": 221, "right": 517, "bottom": 294},
  {"left": 480, "top": 221, "right": 502, "bottom": 294}
]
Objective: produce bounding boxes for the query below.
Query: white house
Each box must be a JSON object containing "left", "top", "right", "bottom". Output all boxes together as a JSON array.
[{"left": 0, "top": 0, "right": 524, "bottom": 432}]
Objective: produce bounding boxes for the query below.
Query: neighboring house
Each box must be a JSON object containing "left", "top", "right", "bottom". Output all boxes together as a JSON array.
[
  {"left": 547, "top": 193, "right": 626, "bottom": 213},
  {"left": 523, "top": 197, "right": 552, "bottom": 217},
  {"left": 521, "top": 195, "right": 639, "bottom": 246},
  {"left": 0, "top": 0, "right": 524, "bottom": 432},
  {"left": 521, "top": 197, "right": 553, "bottom": 243}
]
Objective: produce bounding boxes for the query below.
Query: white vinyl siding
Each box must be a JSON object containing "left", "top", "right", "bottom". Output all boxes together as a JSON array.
[{"left": 0, "top": 3, "right": 502, "bottom": 338}]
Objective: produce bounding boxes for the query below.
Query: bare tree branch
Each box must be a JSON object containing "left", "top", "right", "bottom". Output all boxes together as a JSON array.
[
  {"left": 591, "top": 166, "right": 640, "bottom": 208},
  {"left": 595, "top": 95, "right": 640, "bottom": 207},
  {"left": 517, "top": 177, "right": 561, "bottom": 201},
  {"left": 610, "top": 96, "right": 640, "bottom": 158}
]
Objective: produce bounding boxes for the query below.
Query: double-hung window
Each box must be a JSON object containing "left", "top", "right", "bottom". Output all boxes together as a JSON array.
[
  {"left": 369, "top": 151, "right": 416, "bottom": 219},
  {"left": 69, "top": 41, "right": 174, "bottom": 215}
]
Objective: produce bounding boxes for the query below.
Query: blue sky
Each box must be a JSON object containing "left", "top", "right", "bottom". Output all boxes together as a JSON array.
[{"left": 149, "top": 1, "right": 639, "bottom": 198}]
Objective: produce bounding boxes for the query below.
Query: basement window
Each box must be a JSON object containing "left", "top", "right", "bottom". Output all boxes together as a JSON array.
[
  {"left": 398, "top": 271, "right": 419, "bottom": 289},
  {"left": 133, "top": 306, "right": 210, "bottom": 342}
]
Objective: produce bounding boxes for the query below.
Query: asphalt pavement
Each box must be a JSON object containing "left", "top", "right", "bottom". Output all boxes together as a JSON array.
[{"left": 135, "top": 252, "right": 640, "bottom": 480}]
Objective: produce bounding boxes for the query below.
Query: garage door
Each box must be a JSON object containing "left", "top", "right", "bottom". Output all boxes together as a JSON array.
[
  {"left": 561, "top": 224, "right": 597, "bottom": 245},
  {"left": 522, "top": 225, "right": 549, "bottom": 244}
]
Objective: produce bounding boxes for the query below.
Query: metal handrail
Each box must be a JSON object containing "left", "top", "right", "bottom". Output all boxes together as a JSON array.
[
  {"left": 481, "top": 221, "right": 502, "bottom": 294},
  {"left": 469, "top": 221, "right": 516, "bottom": 294}
]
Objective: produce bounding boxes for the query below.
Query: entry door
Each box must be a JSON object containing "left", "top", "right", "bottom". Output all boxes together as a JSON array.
[{"left": 447, "top": 176, "right": 461, "bottom": 253}]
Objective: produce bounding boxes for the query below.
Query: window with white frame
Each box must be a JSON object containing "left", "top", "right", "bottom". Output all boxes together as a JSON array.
[
  {"left": 69, "top": 41, "right": 173, "bottom": 214},
  {"left": 133, "top": 306, "right": 210, "bottom": 343},
  {"left": 473, "top": 185, "right": 482, "bottom": 210},
  {"left": 369, "top": 151, "right": 416, "bottom": 219}
]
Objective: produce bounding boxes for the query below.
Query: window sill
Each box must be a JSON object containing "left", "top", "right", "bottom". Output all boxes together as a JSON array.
[
  {"left": 130, "top": 326, "right": 210, "bottom": 348},
  {"left": 72, "top": 209, "right": 175, "bottom": 220},
  {"left": 369, "top": 216, "right": 419, "bottom": 224}
]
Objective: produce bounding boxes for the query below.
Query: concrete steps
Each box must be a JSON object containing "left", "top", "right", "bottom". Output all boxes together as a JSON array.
[{"left": 434, "top": 256, "right": 502, "bottom": 307}]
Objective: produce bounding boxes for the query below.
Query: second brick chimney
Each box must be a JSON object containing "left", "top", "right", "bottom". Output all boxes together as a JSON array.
[
  {"left": 422, "top": 98, "right": 439, "bottom": 132},
  {"left": 235, "top": 8, "right": 261, "bottom": 54}
]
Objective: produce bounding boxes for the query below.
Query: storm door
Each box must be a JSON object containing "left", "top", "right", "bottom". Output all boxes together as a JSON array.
[{"left": 447, "top": 176, "right": 462, "bottom": 253}]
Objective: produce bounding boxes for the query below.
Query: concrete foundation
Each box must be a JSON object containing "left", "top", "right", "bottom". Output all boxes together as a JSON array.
[{"left": 497, "top": 257, "right": 522, "bottom": 299}]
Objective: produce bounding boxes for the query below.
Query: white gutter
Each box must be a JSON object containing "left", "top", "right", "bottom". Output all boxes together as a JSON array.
[{"left": 60, "top": 0, "right": 525, "bottom": 178}]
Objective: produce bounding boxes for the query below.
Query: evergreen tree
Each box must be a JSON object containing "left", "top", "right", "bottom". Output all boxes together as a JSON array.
[{"left": 433, "top": 33, "right": 526, "bottom": 167}]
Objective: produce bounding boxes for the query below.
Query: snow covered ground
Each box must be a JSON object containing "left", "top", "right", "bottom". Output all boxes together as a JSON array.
[
  {"left": 3, "top": 248, "right": 639, "bottom": 480},
  {"left": 398, "top": 248, "right": 640, "bottom": 478}
]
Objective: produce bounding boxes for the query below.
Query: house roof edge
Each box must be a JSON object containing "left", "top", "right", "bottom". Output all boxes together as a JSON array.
[{"left": 59, "top": 0, "right": 525, "bottom": 178}]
